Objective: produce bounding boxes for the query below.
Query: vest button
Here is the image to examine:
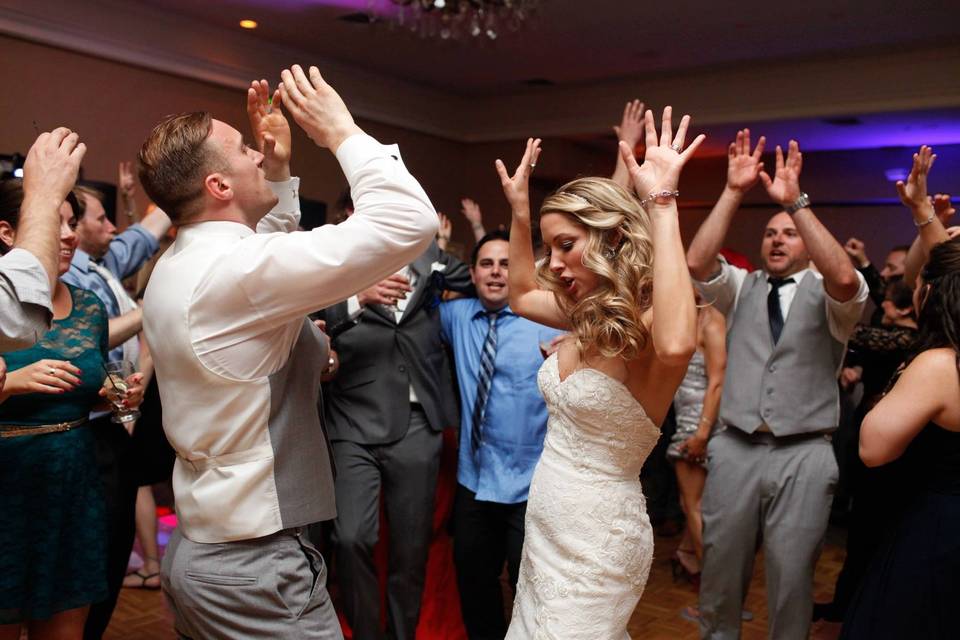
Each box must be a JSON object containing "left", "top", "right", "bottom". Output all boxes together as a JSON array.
[
  {"left": 766, "top": 388, "right": 774, "bottom": 395},
  {"left": 398, "top": 365, "right": 406, "bottom": 373},
  {"left": 763, "top": 408, "right": 771, "bottom": 416},
  {"left": 769, "top": 365, "right": 776, "bottom": 373}
]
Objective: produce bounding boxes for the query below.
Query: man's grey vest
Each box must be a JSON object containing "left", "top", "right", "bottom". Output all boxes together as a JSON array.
[{"left": 720, "top": 271, "right": 846, "bottom": 436}]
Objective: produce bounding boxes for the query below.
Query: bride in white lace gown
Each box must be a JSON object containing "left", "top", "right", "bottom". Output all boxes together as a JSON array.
[{"left": 494, "top": 107, "right": 704, "bottom": 638}]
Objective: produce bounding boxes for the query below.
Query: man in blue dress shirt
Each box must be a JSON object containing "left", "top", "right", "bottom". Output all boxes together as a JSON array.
[
  {"left": 440, "top": 229, "right": 561, "bottom": 640},
  {"left": 61, "top": 185, "right": 170, "bottom": 640}
]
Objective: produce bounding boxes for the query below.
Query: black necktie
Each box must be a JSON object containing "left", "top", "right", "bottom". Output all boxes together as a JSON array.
[{"left": 767, "top": 277, "right": 794, "bottom": 345}]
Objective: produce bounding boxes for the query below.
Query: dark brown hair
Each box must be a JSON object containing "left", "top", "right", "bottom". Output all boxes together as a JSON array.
[
  {"left": 909, "top": 236, "right": 960, "bottom": 370},
  {"left": 0, "top": 178, "right": 81, "bottom": 253}
]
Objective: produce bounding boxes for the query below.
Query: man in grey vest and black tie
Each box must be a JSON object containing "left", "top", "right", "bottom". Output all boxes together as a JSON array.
[{"left": 686, "top": 131, "right": 868, "bottom": 640}]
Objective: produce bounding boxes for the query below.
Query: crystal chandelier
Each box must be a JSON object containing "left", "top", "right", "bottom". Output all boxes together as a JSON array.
[{"left": 378, "top": 0, "right": 538, "bottom": 41}]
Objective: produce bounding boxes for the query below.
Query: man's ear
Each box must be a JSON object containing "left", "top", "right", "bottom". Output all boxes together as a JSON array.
[
  {"left": 204, "top": 173, "right": 232, "bottom": 203},
  {"left": 0, "top": 220, "right": 14, "bottom": 251}
]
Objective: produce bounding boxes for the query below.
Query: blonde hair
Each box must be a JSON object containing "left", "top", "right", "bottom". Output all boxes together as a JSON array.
[{"left": 537, "top": 177, "right": 654, "bottom": 360}]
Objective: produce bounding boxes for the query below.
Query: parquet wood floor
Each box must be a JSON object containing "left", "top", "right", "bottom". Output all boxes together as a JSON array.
[{"left": 103, "top": 533, "right": 844, "bottom": 639}]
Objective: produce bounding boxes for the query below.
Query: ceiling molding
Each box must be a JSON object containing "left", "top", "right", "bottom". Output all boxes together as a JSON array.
[{"left": 2, "top": 0, "right": 959, "bottom": 144}]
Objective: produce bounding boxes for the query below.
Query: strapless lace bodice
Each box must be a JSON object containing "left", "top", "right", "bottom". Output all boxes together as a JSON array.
[
  {"left": 537, "top": 353, "right": 662, "bottom": 480},
  {"left": 506, "top": 353, "right": 660, "bottom": 639}
]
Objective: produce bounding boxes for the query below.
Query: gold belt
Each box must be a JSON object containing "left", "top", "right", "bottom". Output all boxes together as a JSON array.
[{"left": 0, "top": 418, "right": 88, "bottom": 438}]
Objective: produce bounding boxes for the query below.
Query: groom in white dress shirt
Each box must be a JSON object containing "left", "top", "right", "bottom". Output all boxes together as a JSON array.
[{"left": 138, "top": 66, "right": 438, "bottom": 639}]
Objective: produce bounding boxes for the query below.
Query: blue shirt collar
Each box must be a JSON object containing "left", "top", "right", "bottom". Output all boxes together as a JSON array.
[
  {"left": 471, "top": 301, "right": 515, "bottom": 320},
  {"left": 69, "top": 247, "right": 93, "bottom": 273}
]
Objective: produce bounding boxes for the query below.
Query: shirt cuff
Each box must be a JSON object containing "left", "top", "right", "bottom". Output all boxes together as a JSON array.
[
  {"left": 346, "top": 295, "right": 363, "bottom": 319},
  {"left": 268, "top": 176, "right": 301, "bottom": 214},
  {"left": 335, "top": 134, "right": 399, "bottom": 184},
  {"left": 695, "top": 254, "right": 731, "bottom": 287},
  {"left": 0, "top": 248, "right": 53, "bottom": 311}
]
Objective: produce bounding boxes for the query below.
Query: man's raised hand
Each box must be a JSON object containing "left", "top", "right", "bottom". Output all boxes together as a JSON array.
[
  {"left": 844, "top": 238, "right": 869, "bottom": 268},
  {"left": 22, "top": 128, "right": 86, "bottom": 206},
  {"left": 247, "top": 79, "right": 292, "bottom": 181},
  {"left": 759, "top": 140, "right": 803, "bottom": 207},
  {"left": 727, "top": 128, "right": 765, "bottom": 193},
  {"left": 614, "top": 99, "right": 646, "bottom": 149},
  {"left": 279, "top": 65, "right": 362, "bottom": 151}
]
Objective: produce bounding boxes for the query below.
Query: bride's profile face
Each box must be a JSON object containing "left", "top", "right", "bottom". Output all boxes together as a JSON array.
[{"left": 541, "top": 212, "right": 598, "bottom": 302}]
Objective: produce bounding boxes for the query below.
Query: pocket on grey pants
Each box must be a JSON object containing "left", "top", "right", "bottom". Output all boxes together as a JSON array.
[
  {"left": 184, "top": 572, "right": 259, "bottom": 587},
  {"left": 275, "top": 535, "right": 330, "bottom": 620}
]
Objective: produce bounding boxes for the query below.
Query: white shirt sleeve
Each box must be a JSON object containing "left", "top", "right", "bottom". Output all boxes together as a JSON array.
[
  {"left": 824, "top": 269, "right": 869, "bottom": 342},
  {"left": 0, "top": 248, "right": 52, "bottom": 351},
  {"left": 194, "top": 133, "right": 439, "bottom": 337},
  {"left": 255, "top": 178, "right": 301, "bottom": 233},
  {"left": 693, "top": 255, "right": 747, "bottom": 318}
]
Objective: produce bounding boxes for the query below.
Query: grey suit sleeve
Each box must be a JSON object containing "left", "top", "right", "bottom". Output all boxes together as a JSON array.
[
  {"left": 436, "top": 251, "right": 474, "bottom": 295},
  {"left": 0, "top": 249, "right": 53, "bottom": 352},
  {"left": 319, "top": 301, "right": 358, "bottom": 339}
]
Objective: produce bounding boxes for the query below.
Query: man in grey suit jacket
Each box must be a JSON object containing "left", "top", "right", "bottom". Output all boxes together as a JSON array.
[
  {"left": 321, "top": 236, "right": 472, "bottom": 640},
  {"left": 686, "top": 133, "right": 868, "bottom": 640}
]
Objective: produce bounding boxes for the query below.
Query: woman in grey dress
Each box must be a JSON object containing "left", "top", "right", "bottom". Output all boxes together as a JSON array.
[{"left": 667, "top": 303, "right": 726, "bottom": 589}]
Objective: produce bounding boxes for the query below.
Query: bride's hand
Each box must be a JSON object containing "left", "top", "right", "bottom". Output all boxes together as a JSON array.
[
  {"left": 495, "top": 137, "right": 542, "bottom": 223},
  {"left": 619, "top": 107, "right": 704, "bottom": 202}
]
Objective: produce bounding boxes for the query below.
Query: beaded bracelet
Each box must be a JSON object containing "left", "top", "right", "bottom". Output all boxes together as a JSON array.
[{"left": 639, "top": 190, "right": 680, "bottom": 208}]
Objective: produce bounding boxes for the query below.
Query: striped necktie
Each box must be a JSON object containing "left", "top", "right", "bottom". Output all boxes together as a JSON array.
[{"left": 471, "top": 310, "right": 499, "bottom": 457}]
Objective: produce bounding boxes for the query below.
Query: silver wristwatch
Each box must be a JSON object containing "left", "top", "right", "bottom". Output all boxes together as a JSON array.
[{"left": 785, "top": 192, "right": 810, "bottom": 215}]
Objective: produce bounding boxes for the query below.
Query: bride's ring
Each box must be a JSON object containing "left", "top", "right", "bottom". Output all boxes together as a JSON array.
[
  {"left": 48, "top": 368, "right": 57, "bottom": 377},
  {"left": 670, "top": 143, "right": 682, "bottom": 152},
  {"left": 529, "top": 163, "right": 536, "bottom": 169}
]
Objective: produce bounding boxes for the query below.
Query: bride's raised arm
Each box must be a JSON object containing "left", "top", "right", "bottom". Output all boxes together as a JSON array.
[
  {"left": 620, "top": 107, "right": 702, "bottom": 366},
  {"left": 496, "top": 138, "right": 569, "bottom": 329}
]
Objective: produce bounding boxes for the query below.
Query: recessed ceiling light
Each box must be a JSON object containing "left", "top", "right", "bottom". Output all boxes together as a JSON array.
[{"left": 239, "top": 19, "right": 258, "bottom": 29}]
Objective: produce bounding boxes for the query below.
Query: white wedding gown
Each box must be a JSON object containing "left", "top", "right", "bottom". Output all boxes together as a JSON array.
[{"left": 505, "top": 353, "right": 660, "bottom": 640}]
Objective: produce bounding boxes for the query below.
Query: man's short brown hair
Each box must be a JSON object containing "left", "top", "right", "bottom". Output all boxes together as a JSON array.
[
  {"left": 73, "top": 184, "right": 104, "bottom": 220},
  {"left": 138, "top": 112, "right": 218, "bottom": 225}
]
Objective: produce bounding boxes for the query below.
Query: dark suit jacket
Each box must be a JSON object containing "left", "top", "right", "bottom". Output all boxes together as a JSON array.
[{"left": 320, "top": 242, "right": 473, "bottom": 445}]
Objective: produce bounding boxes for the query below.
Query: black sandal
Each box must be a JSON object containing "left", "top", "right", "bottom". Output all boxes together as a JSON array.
[{"left": 123, "top": 569, "right": 161, "bottom": 590}]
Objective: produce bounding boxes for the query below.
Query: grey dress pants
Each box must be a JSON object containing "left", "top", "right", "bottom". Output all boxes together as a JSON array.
[
  {"left": 698, "top": 427, "right": 838, "bottom": 640},
  {"left": 161, "top": 526, "right": 343, "bottom": 640}
]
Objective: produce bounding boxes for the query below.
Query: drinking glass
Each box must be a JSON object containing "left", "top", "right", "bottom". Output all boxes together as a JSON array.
[{"left": 104, "top": 360, "right": 141, "bottom": 424}]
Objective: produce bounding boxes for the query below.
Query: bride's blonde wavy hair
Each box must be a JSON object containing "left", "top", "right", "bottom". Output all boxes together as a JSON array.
[{"left": 537, "top": 177, "right": 654, "bottom": 360}]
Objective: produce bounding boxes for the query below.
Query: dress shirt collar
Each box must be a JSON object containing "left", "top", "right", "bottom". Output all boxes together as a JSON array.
[
  {"left": 471, "top": 301, "right": 515, "bottom": 320},
  {"left": 69, "top": 247, "right": 93, "bottom": 273},
  {"left": 177, "top": 220, "right": 255, "bottom": 241},
  {"left": 764, "top": 267, "right": 809, "bottom": 287}
]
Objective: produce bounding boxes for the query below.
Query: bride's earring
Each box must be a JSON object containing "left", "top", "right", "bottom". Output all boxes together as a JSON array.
[{"left": 603, "top": 246, "right": 617, "bottom": 260}]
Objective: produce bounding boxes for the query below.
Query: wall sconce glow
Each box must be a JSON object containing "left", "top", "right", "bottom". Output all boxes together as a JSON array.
[
  {"left": 239, "top": 19, "right": 258, "bottom": 29},
  {"left": 884, "top": 168, "right": 909, "bottom": 182}
]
